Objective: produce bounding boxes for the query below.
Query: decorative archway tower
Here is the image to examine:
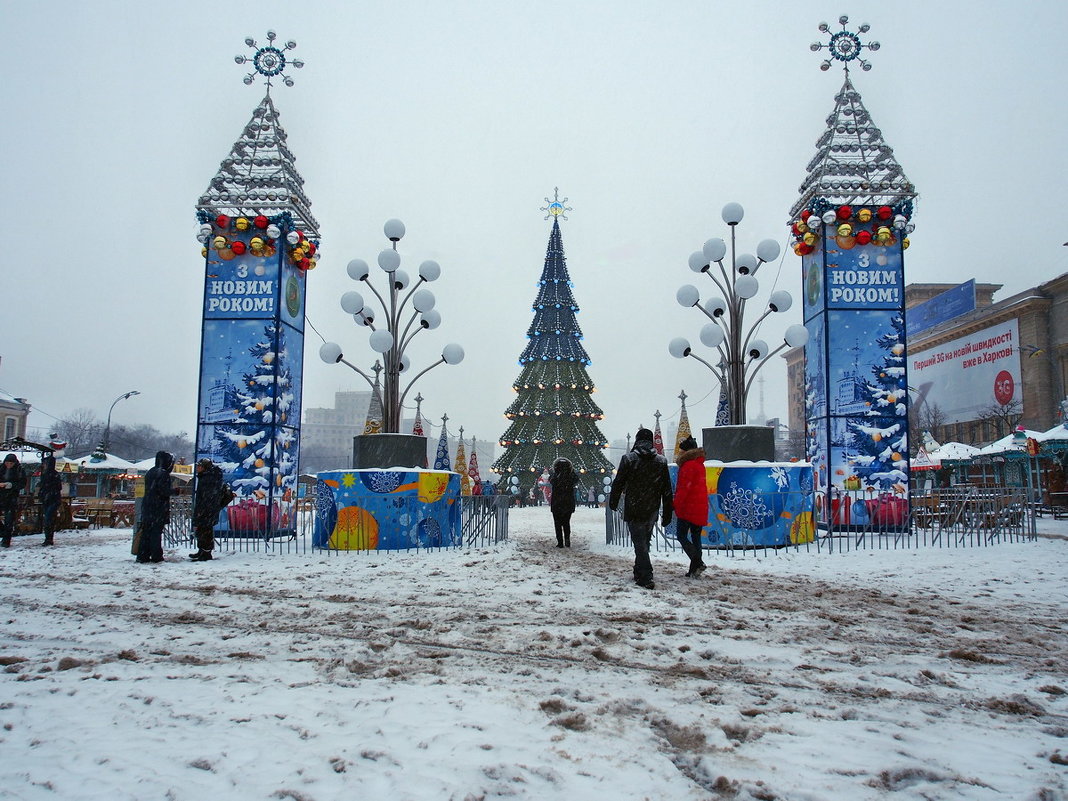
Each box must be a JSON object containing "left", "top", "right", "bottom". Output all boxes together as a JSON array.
[
  {"left": 193, "top": 32, "right": 319, "bottom": 536},
  {"left": 493, "top": 190, "right": 613, "bottom": 494},
  {"left": 791, "top": 17, "right": 917, "bottom": 517}
]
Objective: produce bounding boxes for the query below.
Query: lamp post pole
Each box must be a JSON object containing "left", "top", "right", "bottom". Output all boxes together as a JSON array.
[
  {"left": 320, "top": 219, "right": 464, "bottom": 434},
  {"left": 670, "top": 202, "right": 810, "bottom": 425},
  {"left": 102, "top": 390, "right": 141, "bottom": 453}
]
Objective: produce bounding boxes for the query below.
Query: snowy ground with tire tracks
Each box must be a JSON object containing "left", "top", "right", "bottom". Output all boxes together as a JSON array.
[{"left": 1, "top": 507, "right": 1066, "bottom": 800}]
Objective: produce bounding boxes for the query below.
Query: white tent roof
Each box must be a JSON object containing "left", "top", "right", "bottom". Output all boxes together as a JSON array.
[
  {"left": 75, "top": 452, "right": 136, "bottom": 471},
  {"left": 977, "top": 429, "right": 1042, "bottom": 457},
  {"left": 928, "top": 441, "right": 981, "bottom": 462},
  {"left": 1035, "top": 423, "right": 1068, "bottom": 443}
]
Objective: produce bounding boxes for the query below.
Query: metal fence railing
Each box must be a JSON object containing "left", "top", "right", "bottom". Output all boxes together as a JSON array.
[
  {"left": 163, "top": 495, "right": 509, "bottom": 555},
  {"left": 606, "top": 486, "right": 1037, "bottom": 557}
]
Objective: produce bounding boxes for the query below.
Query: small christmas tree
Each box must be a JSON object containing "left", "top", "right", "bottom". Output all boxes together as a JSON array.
[
  {"left": 455, "top": 426, "right": 472, "bottom": 496},
  {"left": 653, "top": 410, "right": 665, "bottom": 456},
  {"left": 433, "top": 413, "right": 450, "bottom": 470},
  {"left": 672, "top": 390, "right": 693, "bottom": 463},
  {"left": 467, "top": 436, "right": 482, "bottom": 493},
  {"left": 847, "top": 313, "right": 909, "bottom": 490}
]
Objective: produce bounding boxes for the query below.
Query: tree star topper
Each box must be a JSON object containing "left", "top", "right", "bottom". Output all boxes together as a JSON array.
[
  {"left": 810, "top": 15, "right": 880, "bottom": 73},
  {"left": 235, "top": 30, "right": 305, "bottom": 92},
  {"left": 541, "top": 187, "right": 572, "bottom": 221}
]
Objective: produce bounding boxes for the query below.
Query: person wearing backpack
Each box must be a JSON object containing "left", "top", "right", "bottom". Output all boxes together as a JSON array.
[{"left": 190, "top": 458, "right": 232, "bottom": 561}]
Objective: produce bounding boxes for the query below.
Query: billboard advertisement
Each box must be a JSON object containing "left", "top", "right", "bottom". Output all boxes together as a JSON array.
[
  {"left": 195, "top": 214, "right": 311, "bottom": 536},
  {"left": 800, "top": 217, "right": 909, "bottom": 506},
  {"left": 909, "top": 319, "right": 1021, "bottom": 426}
]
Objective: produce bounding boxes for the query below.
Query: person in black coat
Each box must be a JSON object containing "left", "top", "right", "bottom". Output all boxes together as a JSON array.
[
  {"left": 190, "top": 458, "right": 230, "bottom": 561},
  {"left": 608, "top": 428, "right": 673, "bottom": 590},
  {"left": 1, "top": 453, "right": 25, "bottom": 547},
  {"left": 548, "top": 457, "right": 578, "bottom": 548},
  {"left": 37, "top": 454, "right": 63, "bottom": 546},
  {"left": 137, "top": 451, "right": 174, "bottom": 564}
]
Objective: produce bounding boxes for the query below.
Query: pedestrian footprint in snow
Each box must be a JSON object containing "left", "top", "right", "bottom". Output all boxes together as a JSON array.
[{"left": 609, "top": 428, "right": 673, "bottom": 590}]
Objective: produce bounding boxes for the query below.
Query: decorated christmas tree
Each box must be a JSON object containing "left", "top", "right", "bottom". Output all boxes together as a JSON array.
[
  {"left": 454, "top": 426, "right": 472, "bottom": 496},
  {"left": 672, "top": 390, "right": 693, "bottom": 463},
  {"left": 467, "top": 436, "right": 482, "bottom": 493},
  {"left": 493, "top": 192, "right": 613, "bottom": 494},
  {"left": 218, "top": 321, "right": 297, "bottom": 500},
  {"left": 653, "top": 410, "right": 665, "bottom": 456},
  {"left": 847, "top": 313, "right": 909, "bottom": 490},
  {"left": 433, "top": 413, "right": 451, "bottom": 470}
]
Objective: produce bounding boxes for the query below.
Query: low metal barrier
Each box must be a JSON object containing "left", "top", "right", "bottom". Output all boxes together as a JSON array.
[
  {"left": 163, "top": 495, "right": 508, "bottom": 555},
  {"left": 606, "top": 487, "right": 1036, "bottom": 556}
]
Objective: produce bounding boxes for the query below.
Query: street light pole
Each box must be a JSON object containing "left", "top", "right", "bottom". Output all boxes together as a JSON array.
[
  {"left": 102, "top": 390, "right": 141, "bottom": 453},
  {"left": 670, "top": 202, "right": 810, "bottom": 425},
  {"left": 320, "top": 219, "right": 464, "bottom": 433}
]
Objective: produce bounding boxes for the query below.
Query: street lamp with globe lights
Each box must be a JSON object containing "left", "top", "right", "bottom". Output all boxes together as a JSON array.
[
  {"left": 319, "top": 219, "right": 464, "bottom": 434},
  {"left": 670, "top": 202, "right": 809, "bottom": 427}
]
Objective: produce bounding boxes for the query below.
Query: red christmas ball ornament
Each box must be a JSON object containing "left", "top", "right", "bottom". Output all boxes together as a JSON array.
[
  {"left": 230, "top": 240, "right": 247, "bottom": 255},
  {"left": 215, "top": 214, "right": 230, "bottom": 229},
  {"left": 791, "top": 222, "right": 802, "bottom": 236},
  {"left": 877, "top": 205, "right": 892, "bottom": 221},
  {"left": 295, "top": 229, "right": 305, "bottom": 242},
  {"left": 254, "top": 215, "right": 269, "bottom": 229},
  {"left": 305, "top": 241, "right": 316, "bottom": 255},
  {"left": 299, "top": 257, "right": 311, "bottom": 270},
  {"left": 856, "top": 230, "right": 872, "bottom": 245},
  {"left": 837, "top": 205, "right": 852, "bottom": 220},
  {"left": 800, "top": 209, "right": 812, "bottom": 222}
]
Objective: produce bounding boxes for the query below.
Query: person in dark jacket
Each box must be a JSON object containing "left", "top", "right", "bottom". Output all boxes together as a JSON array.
[
  {"left": 137, "top": 451, "right": 174, "bottom": 563},
  {"left": 37, "top": 454, "right": 63, "bottom": 546},
  {"left": 190, "top": 458, "right": 229, "bottom": 561},
  {"left": 609, "top": 429, "right": 673, "bottom": 589},
  {"left": 1, "top": 453, "right": 25, "bottom": 547},
  {"left": 548, "top": 457, "right": 578, "bottom": 547},
  {"left": 673, "top": 436, "right": 709, "bottom": 577}
]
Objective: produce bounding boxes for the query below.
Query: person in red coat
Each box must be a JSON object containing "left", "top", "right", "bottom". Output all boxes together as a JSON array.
[{"left": 673, "top": 436, "right": 708, "bottom": 577}]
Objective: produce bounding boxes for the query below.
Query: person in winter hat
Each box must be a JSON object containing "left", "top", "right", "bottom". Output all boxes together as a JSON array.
[
  {"left": 609, "top": 428, "right": 673, "bottom": 589},
  {"left": 673, "top": 436, "right": 708, "bottom": 577},
  {"left": 37, "top": 454, "right": 63, "bottom": 546},
  {"left": 548, "top": 457, "right": 578, "bottom": 547},
  {"left": 0, "top": 453, "right": 25, "bottom": 547},
  {"left": 136, "top": 451, "right": 174, "bottom": 564},
  {"left": 190, "top": 458, "right": 231, "bottom": 561}
]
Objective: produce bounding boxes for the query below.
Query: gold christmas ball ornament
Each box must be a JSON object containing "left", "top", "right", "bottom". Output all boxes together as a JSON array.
[{"left": 857, "top": 208, "right": 873, "bottom": 223}]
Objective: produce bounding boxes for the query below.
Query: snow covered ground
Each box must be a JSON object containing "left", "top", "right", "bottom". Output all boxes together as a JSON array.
[{"left": 1, "top": 508, "right": 1066, "bottom": 800}]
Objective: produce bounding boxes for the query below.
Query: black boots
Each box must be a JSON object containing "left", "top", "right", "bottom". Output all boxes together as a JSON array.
[
  {"left": 189, "top": 550, "right": 213, "bottom": 561},
  {"left": 42, "top": 533, "right": 54, "bottom": 546}
]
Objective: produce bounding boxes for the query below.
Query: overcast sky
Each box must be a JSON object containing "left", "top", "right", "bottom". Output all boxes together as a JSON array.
[{"left": 3, "top": 0, "right": 1066, "bottom": 459}]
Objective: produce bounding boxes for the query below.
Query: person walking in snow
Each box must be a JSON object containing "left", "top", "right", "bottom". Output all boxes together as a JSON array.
[
  {"left": 136, "top": 451, "right": 174, "bottom": 564},
  {"left": 609, "top": 428, "right": 673, "bottom": 590},
  {"left": 548, "top": 457, "right": 578, "bottom": 548},
  {"left": 190, "top": 458, "right": 231, "bottom": 562},
  {"left": 37, "top": 454, "right": 63, "bottom": 546},
  {"left": 673, "top": 436, "right": 709, "bottom": 578},
  {"left": 1, "top": 453, "right": 25, "bottom": 547}
]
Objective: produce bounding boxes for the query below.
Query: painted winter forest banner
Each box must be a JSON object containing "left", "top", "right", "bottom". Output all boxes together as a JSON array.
[
  {"left": 195, "top": 217, "right": 307, "bottom": 535},
  {"left": 803, "top": 234, "right": 909, "bottom": 507}
]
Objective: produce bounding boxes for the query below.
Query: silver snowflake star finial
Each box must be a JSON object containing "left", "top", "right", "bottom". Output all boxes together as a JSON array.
[
  {"left": 234, "top": 30, "right": 305, "bottom": 92},
  {"left": 541, "top": 187, "right": 572, "bottom": 221},
  {"left": 810, "top": 15, "right": 880, "bottom": 73}
]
